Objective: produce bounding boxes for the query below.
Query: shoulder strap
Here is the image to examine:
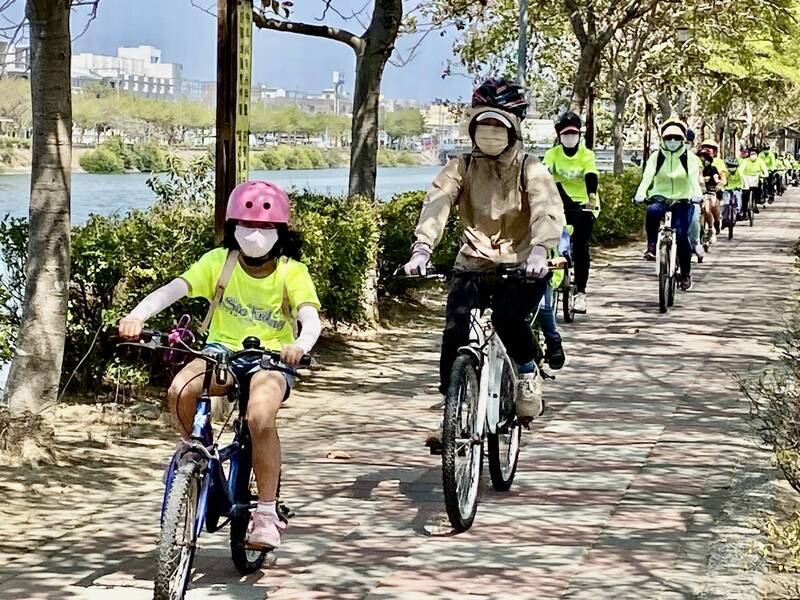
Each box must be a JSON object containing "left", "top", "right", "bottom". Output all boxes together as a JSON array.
[
  {"left": 520, "top": 153, "right": 530, "bottom": 193},
  {"left": 199, "top": 249, "right": 239, "bottom": 335},
  {"left": 680, "top": 150, "right": 689, "bottom": 174},
  {"left": 279, "top": 256, "right": 298, "bottom": 338},
  {"left": 656, "top": 150, "right": 666, "bottom": 174}
]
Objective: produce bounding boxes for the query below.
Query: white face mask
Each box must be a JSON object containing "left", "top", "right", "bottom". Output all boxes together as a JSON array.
[
  {"left": 750, "top": 154, "right": 758, "bottom": 161},
  {"left": 474, "top": 124, "right": 510, "bottom": 157},
  {"left": 664, "top": 139, "right": 683, "bottom": 152},
  {"left": 234, "top": 225, "right": 278, "bottom": 258},
  {"left": 560, "top": 133, "right": 580, "bottom": 149}
]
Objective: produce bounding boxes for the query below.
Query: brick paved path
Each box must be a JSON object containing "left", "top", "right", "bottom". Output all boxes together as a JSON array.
[{"left": 2, "top": 194, "right": 798, "bottom": 600}]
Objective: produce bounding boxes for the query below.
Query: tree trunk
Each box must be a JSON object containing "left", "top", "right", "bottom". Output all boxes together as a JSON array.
[
  {"left": 569, "top": 43, "right": 600, "bottom": 114},
  {"left": 347, "top": 0, "right": 401, "bottom": 198},
  {"left": 5, "top": 0, "right": 72, "bottom": 415},
  {"left": 611, "top": 90, "right": 629, "bottom": 175}
]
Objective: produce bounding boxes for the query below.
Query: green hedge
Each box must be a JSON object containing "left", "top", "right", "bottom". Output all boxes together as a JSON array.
[
  {"left": 378, "top": 191, "right": 461, "bottom": 276},
  {"left": 594, "top": 168, "right": 645, "bottom": 245},
  {"left": 79, "top": 136, "right": 168, "bottom": 174},
  {"left": 0, "top": 154, "right": 381, "bottom": 394},
  {"left": 79, "top": 147, "right": 125, "bottom": 173}
]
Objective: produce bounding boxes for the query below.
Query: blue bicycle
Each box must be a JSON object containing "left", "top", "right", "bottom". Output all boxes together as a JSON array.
[{"left": 117, "top": 328, "right": 309, "bottom": 600}]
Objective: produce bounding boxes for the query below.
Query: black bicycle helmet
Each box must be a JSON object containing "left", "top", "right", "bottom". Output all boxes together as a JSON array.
[
  {"left": 471, "top": 78, "right": 528, "bottom": 119},
  {"left": 725, "top": 158, "right": 739, "bottom": 170},
  {"left": 555, "top": 111, "right": 582, "bottom": 134}
]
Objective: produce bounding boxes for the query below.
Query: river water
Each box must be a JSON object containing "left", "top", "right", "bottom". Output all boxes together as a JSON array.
[{"left": 0, "top": 165, "right": 443, "bottom": 224}]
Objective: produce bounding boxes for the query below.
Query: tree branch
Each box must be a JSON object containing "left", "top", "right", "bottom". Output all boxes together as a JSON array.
[
  {"left": 563, "top": 0, "right": 587, "bottom": 47},
  {"left": 253, "top": 10, "right": 364, "bottom": 51}
]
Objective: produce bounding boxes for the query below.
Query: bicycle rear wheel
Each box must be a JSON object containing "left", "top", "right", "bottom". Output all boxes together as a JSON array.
[
  {"left": 154, "top": 458, "right": 203, "bottom": 600},
  {"left": 487, "top": 362, "right": 521, "bottom": 492},
  {"left": 442, "top": 354, "right": 483, "bottom": 532}
]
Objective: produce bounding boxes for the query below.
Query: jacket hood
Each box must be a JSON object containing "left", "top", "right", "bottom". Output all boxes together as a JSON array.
[{"left": 468, "top": 105, "right": 524, "bottom": 162}]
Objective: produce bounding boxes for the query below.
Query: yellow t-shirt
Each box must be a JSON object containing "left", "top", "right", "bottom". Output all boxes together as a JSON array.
[{"left": 181, "top": 248, "right": 321, "bottom": 351}]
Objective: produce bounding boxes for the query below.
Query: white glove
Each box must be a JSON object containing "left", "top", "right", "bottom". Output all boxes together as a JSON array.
[
  {"left": 525, "top": 245, "right": 549, "bottom": 279},
  {"left": 691, "top": 196, "right": 703, "bottom": 204},
  {"left": 634, "top": 194, "right": 646, "bottom": 204},
  {"left": 403, "top": 246, "right": 431, "bottom": 276}
]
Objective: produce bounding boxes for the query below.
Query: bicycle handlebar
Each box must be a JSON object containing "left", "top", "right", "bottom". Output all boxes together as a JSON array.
[{"left": 116, "top": 330, "right": 312, "bottom": 368}]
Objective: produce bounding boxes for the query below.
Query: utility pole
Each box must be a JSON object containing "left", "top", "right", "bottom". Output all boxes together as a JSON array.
[
  {"left": 517, "top": 0, "right": 527, "bottom": 84},
  {"left": 215, "top": 0, "right": 253, "bottom": 243}
]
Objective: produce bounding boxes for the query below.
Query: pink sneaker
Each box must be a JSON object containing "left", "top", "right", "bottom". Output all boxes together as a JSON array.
[{"left": 247, "top": 511, "right": 286, "bottom": 549}]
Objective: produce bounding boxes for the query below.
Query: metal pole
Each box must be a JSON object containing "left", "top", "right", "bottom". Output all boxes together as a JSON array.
[{"left": 517, "top": 0, "right": 527, "bottom": 84}]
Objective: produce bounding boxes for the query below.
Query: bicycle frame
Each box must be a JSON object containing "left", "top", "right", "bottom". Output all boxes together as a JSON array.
[
  {"left": 161, "top": 369, "right": 254, "bottom": 540},
  {"left": 653, "top": 210, "right": 677, "bottom": 277},
  {"left": 461, "top": 308, "right": 522, "bottom": 438}
]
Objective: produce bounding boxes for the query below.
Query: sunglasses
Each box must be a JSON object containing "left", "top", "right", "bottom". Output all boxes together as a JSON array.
[{"left": 663, "top": 136, "right": 684, "bottom": 142}]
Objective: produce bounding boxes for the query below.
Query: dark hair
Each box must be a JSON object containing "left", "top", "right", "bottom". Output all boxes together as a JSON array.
[{"left": 223, "top": 221, "right": 303, "bottom": 261}]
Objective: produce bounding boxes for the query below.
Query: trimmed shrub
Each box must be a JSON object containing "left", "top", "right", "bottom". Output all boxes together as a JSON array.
[
  {"left": 132, "top": 141, "right": 167, "bottom": 173},
  {"left": 378, "top": 191, "right": 462, "bottom": 276},
  {"left": 258, "top": 147, "right": 286, "bottom": 170},
  {"left": 99, "top": 135, "right": 135, "bottom": 169},
  {"left": 291, "top": 192, "right": 381, "bottom": 324},
  {"left": 285, "top": 146, "right": 314, "bottom": 170},
  {"left": 79, "top": 147, "right": 125, "bottom": 173},
  {"left": 594, "top": 168, "right": 645, "bottom": 245}
]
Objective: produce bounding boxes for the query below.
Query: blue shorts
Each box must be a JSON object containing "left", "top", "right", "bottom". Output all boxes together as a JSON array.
[{"left": 202, "top": 343, "right": 295, "bottom": 401}]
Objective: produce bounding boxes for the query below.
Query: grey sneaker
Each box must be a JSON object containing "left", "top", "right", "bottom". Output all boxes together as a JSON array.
[{"left": 516, "top": 372, "right": 543, "bottom": 418}]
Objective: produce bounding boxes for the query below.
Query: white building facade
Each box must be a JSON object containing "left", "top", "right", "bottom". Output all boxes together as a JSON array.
[{"left": 72, "top": 45, "right": 183, "bottom": 100}]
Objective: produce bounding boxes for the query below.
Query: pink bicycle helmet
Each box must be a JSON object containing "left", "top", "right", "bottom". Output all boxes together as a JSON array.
[{"left": 225, "top": 181, "right": 290, "bottom": 224}]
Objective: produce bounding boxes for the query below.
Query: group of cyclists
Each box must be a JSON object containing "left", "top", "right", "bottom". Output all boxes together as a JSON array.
[{"left": 117, "top": 77, "right": 797, "bottom": 554}]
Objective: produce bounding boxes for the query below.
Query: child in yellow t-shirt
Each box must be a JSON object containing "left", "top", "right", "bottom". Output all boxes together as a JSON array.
[{"left": 119, "top": 181, "right": 321, "bottom": 551}]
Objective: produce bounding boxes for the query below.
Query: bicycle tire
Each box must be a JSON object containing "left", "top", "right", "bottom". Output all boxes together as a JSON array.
[
  {"left": 154, "top": 459, "right": 203, "bottom": 600},
  {"left": 229, "top": 446, "right": 269, "bottom": 575},
  {"left": 658, "top": 247, "right": 668, "bottom": 314},
  {"left": 442, "top": 354, "right": 483, "bottom": 532},
  {"left": 487, "top": 362, "right": 521, "bottom": 492},
  {"left": 749, "top": 208, "right": 754, "bottom": 227}
]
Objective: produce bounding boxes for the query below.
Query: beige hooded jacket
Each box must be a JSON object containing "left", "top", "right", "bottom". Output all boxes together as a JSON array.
[{"left": 413, "top": 106, "right": 565, "bottom": 271}]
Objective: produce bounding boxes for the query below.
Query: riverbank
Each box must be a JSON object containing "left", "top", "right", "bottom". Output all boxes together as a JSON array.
[{"left": 0, "top": 146, "right": 435, "bottom": 175}]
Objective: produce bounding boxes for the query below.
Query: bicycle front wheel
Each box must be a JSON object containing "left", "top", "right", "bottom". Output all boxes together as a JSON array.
[
  {"left": 658, "top": 248, "right": 669, "bottom": 314},
  {"left": 442, "top": 354, "right": 483, "bottom": 532},
  {"left": 562, "top": 270, "right": 575, "bottom": 323},
  {"left": 229, "top": 445, "right": 269, "bottom": 575},
  {"left": 487, "top": 362, "right": 521, "bottom": 492},
  {"left": 154, "top": 459, "right": 203, "bottom": 600}
]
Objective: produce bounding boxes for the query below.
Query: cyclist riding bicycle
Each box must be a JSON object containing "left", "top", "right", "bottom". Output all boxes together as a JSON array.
[
  {"left": 634, "top": 117, "right": 703, "bottom": 291},
  {"left": 403, "top": 77, "right": 564, "bottom": 424},
  {"left": 739, "top": 146, "right": 767, "bottom": 215},
  {"left": 543, "top": 111, "right": 599, "bottom": 315},
  {"left": 118, "top": 181, "right": 322, "bottom": 550},
  {"left": 698, "top": 148, "right": 722, "bottom": 244},
  {"left": 538, "top": 227, "right": 571, "bottom": 370},
  {"left": 759, "top": 145, "right": 778, "bottom": 200},
  {"left": 723, "top": 156, "right": 743, "bottom": 218}
]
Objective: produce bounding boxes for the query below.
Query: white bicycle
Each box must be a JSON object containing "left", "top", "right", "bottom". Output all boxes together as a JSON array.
[
  {"left": 648, "top": 196, "right": 678, "bottom": 314},
  {"left": 441, "top": 263, "right": 564, "bottom": 531}
]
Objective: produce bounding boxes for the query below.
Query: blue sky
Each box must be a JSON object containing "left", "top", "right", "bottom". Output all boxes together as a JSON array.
[{"left": 62, "top": 0, "right": 472, "bottom": 102}]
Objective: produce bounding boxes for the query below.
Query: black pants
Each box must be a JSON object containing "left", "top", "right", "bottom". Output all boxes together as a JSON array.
[
  {"left": 565, "top": 207, "right": 595, "bottom": 293},
  {"left": 742, "top": 186, "right": 759, "bottom": 213},
  {"left": 439, "top": 271, "right": 547, "bottom": 394}
]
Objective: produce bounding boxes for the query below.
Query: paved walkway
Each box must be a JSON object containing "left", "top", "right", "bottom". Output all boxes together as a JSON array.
[{"left": 2, "top": 193, "right": 798, "bottom": 599}]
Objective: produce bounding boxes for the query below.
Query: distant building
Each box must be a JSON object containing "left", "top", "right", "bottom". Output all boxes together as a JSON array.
[
  {"left": 72, "top": 45, "right": 183, "bottom": 100},
  {"left": 423, "top": 102, "right": 469, "bottom": 145},
  {"left": 0, "top": 41, "right": 31, "bottom": 78}
]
